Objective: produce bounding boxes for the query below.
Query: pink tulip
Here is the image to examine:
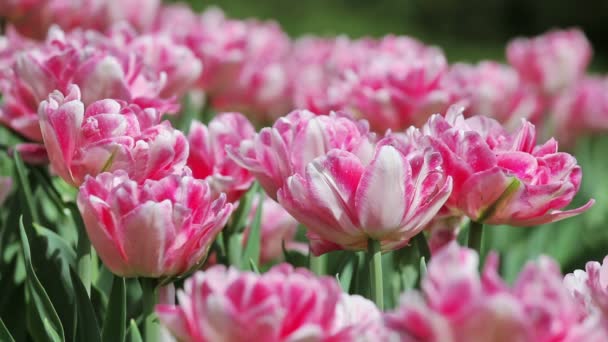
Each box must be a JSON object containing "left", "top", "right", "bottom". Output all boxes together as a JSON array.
[
  {"left": 0, "top": 26, "right": 176, "bottom": 142},
  {"left": 277, "top": 138, "right": 452, "bottom": 255},
  {"left": 38, "top": 85, "right": 188, "bottom": 186},
  {"left": 507, "top": 28, "right": 592, "bottom": 95},
  {"left": 77, "top": 170, "right": 233, "bottom": 277},
  {"left": 114, "top": 31, "right": 202, "bottom": 99},
  {"left": 288, "top": 36, "right": 349, "bottom": 114},
  {"left": 0, "top": 176, "right": 13, "bottom": 207},
  {"left": 0, "top": 0, "right": 160, "bottom": 39},
  {"left": 340, "top": 36, "right": 449, "bottom": 132},
  {"left": 384, "top": 242, "right": 606, "bottom": 342},
  {"left": 242, "top": 195, "right": 307, "bottom": 264},
  {"left": 227, "top": 110, "right": 375, "bottom": 200},
  {"left": 0, "top": 26, "right": 36, "bottom": 70},
  {"left": 551, "top": 76, "right": 608, "bottom": 145},
  {"left": 288, "top": 35, "right": 449, "bottom": 133},
  {"left": 443, "top": 61, "right": 543, "bottom": 127},
  {"left": 332, "top": 294, "right": 387, "bottom": 341},
  {"left": 565, "top": 256, "right": 608, "bottom": 319},
  {"left": 422, "top": 105, "right": 593, "bottom": 226},
  {"left": 156, "top": 7, "right": 291, "bottom": 118},
  {"left": 187, "top": 113, "right": 256, "bottom": 202},
  {"left": 156, "top": 263, "right": 356, "bottom": 342}
]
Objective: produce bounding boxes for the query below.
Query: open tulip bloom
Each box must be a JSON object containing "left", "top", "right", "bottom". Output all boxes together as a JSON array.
[
  {"left": 77, "top": 169, "right": 233, "bottom": 278},
  {"left": 277, "top": 141, "right": 452, "bottom": 255},
  {"left": 421, "top": 105, "right": 594, "bottom": 226}
]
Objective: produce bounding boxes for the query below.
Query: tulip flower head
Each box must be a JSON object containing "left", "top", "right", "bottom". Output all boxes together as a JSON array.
[
  {"left": 227, "top": 110, "right": 375, "bottom": 200},
  {"left": 0, "top": 27, "right": 176, "bottom": 142},
  {"left": 443, "top": 61, "right": 543, "bottom": 127},
  {"left": 384, "top": 243, "right": 607, "bottom": 342},
  {"left": 565, "top": 256, "right": 608, "bottom": 320},
  {"left": 187, "top": 113, "right": 256, "bottom": 202},
  {"left": 77, "top": 170, "right": 233, "bottom": 278},
  {"left": 277, "top": 138, "right": 452, "bottom": 255},
  {"left": 157, "top": 263, "right": 369, "bottom": 342},
  {"left": 422, "top": 105, "right": 593, "bottom": 226},
  {"left": 507, "top": 28, "right": 592, "bottom": 95},
  {"left": 39, "top": 85, "right": 188, "bottom": 186}
]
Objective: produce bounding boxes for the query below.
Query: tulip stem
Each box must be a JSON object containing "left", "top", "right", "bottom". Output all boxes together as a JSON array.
[
  {"left": 309, "top": 254, "right": 327, "bottom": 276},
  {"left": 467, "top": 221, "right": 484, "bottom": 255},
  {"left": 140, "top": 278, "right": 159, "bottom": 342},
  {"left": 368, "top": 239, "right": 383, "bottom": 310}
]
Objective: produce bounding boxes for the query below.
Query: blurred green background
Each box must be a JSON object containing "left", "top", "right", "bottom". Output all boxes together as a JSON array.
[{"left": 182, "top": 0, "right": 608, "bottom": 70}]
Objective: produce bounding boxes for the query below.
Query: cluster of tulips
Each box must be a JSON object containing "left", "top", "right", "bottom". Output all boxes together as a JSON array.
[{"left": 1, "top": 0, "right": 608, "bottom": 341}]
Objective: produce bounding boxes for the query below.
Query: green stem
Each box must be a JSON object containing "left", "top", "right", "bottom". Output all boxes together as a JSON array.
[
  {"left": 368, "top": 239, "right": 383, "bottom": 310},
  {"left": 140, "top": 278, "right": 159, "bottom": 342},
  {"left": 226, "top": 232, "right": 242, "bottom": 268},
  {"left": 467, "top": 221, "right": 484, "bottom": 255},
  {"left": 309, "top": 254, "right": 327, "bottom": 276}
]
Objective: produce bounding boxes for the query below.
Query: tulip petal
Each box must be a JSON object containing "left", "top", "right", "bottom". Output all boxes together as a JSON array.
[
  {"left": 355, "top": 145, "right": 410, "bottom": 236},
  {"left": 121, "top": 201, "right": 173, "bottom": 277}
]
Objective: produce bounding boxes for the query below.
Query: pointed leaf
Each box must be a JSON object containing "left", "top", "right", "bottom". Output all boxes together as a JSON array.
[
  {"left": 242, "top": 191, "right": 264, "bottom": 270},
  {"left": 43, "top": 318, "right": 62, "bottom": 342},
  {"left": 70, "top": 268, "right": 101, "bottom": 342},
  {"left": 230, "top": 182, "right": 259, "bottom": 233},
  {"left": 102, "top": 276, "right": 126, "bottom": 342},
  {"left": 13, "top": 151, "right": 39, "bottom": 224},
  {"left": 126, "top": 319, "right": 143, "bottom": 342},
  {"left": 19, "top": 217, "right": 65, "bottom": 341},
  {"left": 0, "top": 318, "right": 15, "bottom": 342},
  {"left": 35, "top": 223, "right": 76, "bottom": 265},
  {"left": 337, "top": 254, "right": 357, "bottom": 292}
]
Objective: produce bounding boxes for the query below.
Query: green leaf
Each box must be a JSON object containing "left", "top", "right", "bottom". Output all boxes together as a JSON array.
[
  {"left": 248, "top": 258, "right": 260, "bottom": 274},
  {"left": 43, "top": 318, "right": 63, "bottom": 342},
  {"left": 230, "top": 183, "right": 259, "bottom": 233},
  {"left": 126, "top": 319, "right": 143, "bottom": 342},
  {"left": 242, "top": 191, "right": 264, "bottom": 270},
  {"left": 19, "top": 217, "right": 65, "bottom": 341},
  {"left": 102, "top": 276, "right": 126, "bottom": 342},
  {"left": 13, "top": 151, "right": 39, "bottom": 225},
  {"left": 0, "top": 318, "right": 15, "bottom": 342},
  {"left": 336, "top": 254, "right": 357, "bottom": 292},
  {"left": 34, "top": 223, "right": 76, "bottom": 265},
  {"left": 70, "top": 268, "right": 101, "bottom": 342},
  {"left": 68, "top": 202, "right": 93, "bottom": 295},
  {"left": 31, "top": 167, "right": 65, "bottom": 212}
]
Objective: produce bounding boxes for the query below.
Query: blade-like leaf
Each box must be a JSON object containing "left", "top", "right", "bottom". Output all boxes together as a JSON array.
[
  {"left": 13, "top": 151, "right": 39, "bottom": 224},
  {"left": 242, "top": 190, "right": 264, "bottom": 270},
  {"left": 126, "top": 319, "right": 143, "bottom": 342},
  {"left": 102, "top": 276, "right": 126, "bottom": 342},
  {"left": 19, "top": 217, "right": 65, "bottom": 341},
  {"left": 70, "top": 268, "right": 101, "bottom": 342},
  {"left": 230, "top": 183, "right": 258, "bottom": 233},
  {"left": 336, "top": 254, "right": 357, "bottom": 292},
  {"left": 35, "top": 223, "right": 76, "bottom": 265},
  {"left": 68, "top": 202, "right": 93, "bottom": 295},
  {"left": 0, "top": 318, "right": 15, "bottom": 342},
  {"left": 42, "top": 318, "right": 62, "bottom": 342}
]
